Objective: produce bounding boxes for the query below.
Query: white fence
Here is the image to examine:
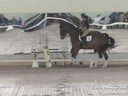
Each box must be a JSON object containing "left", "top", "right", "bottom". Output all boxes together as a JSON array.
[
  {"left": 1, "top": 21, "right": 128, "bottom": 32},
  {"left": 3, "top": 22, "right": 128, "bottom": 32},
  {"left": 90, "top": 22, "right": 128, "bottom": 29},
  {"left": 0, "top": 25, "right": 22, "bottom": 31},
  {"left": 0, "top": 45, "right": 127, "bottom": 68}
]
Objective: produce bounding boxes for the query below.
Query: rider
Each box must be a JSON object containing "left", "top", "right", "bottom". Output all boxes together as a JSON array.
[{"left": 79, "top": 13, "right": 90, "bottom": 46}]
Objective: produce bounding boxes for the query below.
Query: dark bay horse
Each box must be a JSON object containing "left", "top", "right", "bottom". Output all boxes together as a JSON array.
[{"left": 59, "top": 20, "right": 115, "bottom": 67}]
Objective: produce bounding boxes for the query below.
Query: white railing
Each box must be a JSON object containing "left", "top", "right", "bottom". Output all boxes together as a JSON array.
[
  {"left": 1, "top": 21, "right": 128, "bottom": 32},
  {"left": 0, "top": 24, "right": 23, "bottom": 31},
  {"left": 90, "top": 22, "right": 128, "bottom": 30}
]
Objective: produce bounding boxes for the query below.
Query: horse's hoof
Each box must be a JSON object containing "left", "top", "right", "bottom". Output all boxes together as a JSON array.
[{"left": 94, "top": 64, "right": 97, "bottom": 68}]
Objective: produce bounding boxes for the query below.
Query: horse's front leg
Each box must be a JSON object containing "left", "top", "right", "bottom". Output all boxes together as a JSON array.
[
  {"left": 71, "top": 52, "right": 77, "bottom": 59},
  {"left": 70, "top": 47, "right": 73, "bottom": 54},
  {"left": 70, "top": 48, "right": 75, "bottom": 65},
  {"left": 72, "top": 47, "right": 80, "bottom": 59},
  {"left": 71, "top": 41, "right": 81, "bottom": 59}
]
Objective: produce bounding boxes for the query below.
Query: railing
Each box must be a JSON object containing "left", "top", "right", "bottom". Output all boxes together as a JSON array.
[
  {"left": 1, "top": 21, "right": 128, "bottom": 31},
  {"left": 89, "top": 22, "right": 128, "bottom": 29}
]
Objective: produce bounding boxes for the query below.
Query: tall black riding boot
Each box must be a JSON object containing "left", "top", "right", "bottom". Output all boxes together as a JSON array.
[
  {"left": 81, "top": 36, "right": 84, "bottom": 41},
  {"left": 83, "top": 41, "right": 87, "bottom": 48},
  {"left": 81, "top": 36, "right": 87, "bottom": 48}
]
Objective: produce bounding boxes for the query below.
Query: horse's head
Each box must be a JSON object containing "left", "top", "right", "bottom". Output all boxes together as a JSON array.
[
  {"left": 59, "top": 19, "right": 82, "bottom": 59},
  {"left": 59, "top": 21, "right": 68, "bottom": 39}
]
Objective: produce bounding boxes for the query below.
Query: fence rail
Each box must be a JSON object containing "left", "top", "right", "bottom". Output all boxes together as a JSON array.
[
  {"left": 1, "top": 22, "right": 128, "bottom": 32},
  {"left": 90, "top": 22, "right": 128, "bottom": 29}
]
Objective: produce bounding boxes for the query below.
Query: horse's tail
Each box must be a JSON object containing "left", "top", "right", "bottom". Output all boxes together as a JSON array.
[
  {"left": 102, "top": 33, "right": 115, "bottom": 48},
  {"left": 108, "top": 37, "right": 115, "bottom": 47}
]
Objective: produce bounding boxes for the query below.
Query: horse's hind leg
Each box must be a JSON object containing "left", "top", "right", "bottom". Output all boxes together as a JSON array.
[
  {"left": 94, "top": 61, "right": 98, "bottom": 67},
  {"left": 102, "top": 51, "right": 108, "bottom": 68},
  {"left": 98, "top": 52, "right": 103, "bottom": 59},
  {"left": 92, "top": 52, "right": 103, "bottom": 68}
]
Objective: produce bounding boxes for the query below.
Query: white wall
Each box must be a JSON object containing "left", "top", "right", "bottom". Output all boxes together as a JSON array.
[
  {"left": 0, "top": 0, "right": 127, "bottom": 22},
  {"left": 0, "top": 0, "right": 128, "bottom": 13}
]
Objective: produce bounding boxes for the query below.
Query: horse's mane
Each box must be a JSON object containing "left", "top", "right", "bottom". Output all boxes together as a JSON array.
[
  {"left": 60, "top": 13, "right": 81, "bottom": 26},
  {"left": 60, "top": 20, "right": 78, "bottom": 30},
  {"left": 59, "top": 20, "right": 81, "bottom": 40}
]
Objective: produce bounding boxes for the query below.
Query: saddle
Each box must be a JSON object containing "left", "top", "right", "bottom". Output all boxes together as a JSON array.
[
  {"left": 80, "top": 33, "right": 92, "bottom": 48},
  {"left": 77, "top": 27, "right": 92, "bottom": 43},
  {"left": 80, "top": 33, "right": 92, "bottom": 42}
]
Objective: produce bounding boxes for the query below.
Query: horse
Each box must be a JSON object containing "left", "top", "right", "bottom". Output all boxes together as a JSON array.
[{"left": 59, "top": 20, "right": 115, "bottom": 68}]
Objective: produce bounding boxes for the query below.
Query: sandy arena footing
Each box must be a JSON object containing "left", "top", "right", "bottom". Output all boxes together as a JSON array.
[{"left": 0, "top": 66, "right": 127, "bottom": 96}]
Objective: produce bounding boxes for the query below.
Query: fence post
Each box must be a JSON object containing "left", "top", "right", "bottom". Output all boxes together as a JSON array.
[
  {"left": 32, "top": 60, "right": 39, "bottom": 68},
  {"left": 102, "top": 25, "right": 107, "bottom": 30},
  {"left": 43, "top": 45, "right": 52, "bottom": 68}
]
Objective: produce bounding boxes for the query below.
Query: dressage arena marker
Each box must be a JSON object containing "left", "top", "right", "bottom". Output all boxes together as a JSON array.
[{"left": 43, "top": 45, "right": 52, "bottom": 68}]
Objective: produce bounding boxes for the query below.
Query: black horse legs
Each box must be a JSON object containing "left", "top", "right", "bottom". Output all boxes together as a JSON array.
[
  {"left": 71, "top": 47, "right": 80, "bottom": 59},
  {"left": 98, "top": 50, "right": 108, "bottom": 60},
  {"left": 98, "top": 52, "right": 103, "bottom": 59},
  {"left": 103, "top": 51, "right": 108, "bottom": 60},
  {"left": 71, "top": 52, "right": 77, "bottom": 59},
  {"left": 70, "top": 47, "right": 73, "bottom": 54}
]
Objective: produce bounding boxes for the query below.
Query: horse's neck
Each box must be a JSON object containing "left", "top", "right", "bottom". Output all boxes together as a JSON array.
[
  {"left": 63, "top": 22, "right": 80, "bottom": 46},
  {"left": 68, "top": 29, "right": 80, "bottom": 46}
]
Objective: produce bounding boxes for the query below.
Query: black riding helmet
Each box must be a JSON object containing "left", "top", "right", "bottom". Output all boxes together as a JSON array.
[
  {"left": 81, "top": 13, "right": 86, "bottom": 17},
  {"left": 81, "top": 13, "right": 88, "bottom": 20},
  {"left": 81, "top": 13, "right": 86, "bottom": 18}
]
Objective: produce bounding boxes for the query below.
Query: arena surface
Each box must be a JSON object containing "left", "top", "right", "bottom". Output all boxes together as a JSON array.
[{"left": 0, "top": 66, "right": 128, "bottom": 96}]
